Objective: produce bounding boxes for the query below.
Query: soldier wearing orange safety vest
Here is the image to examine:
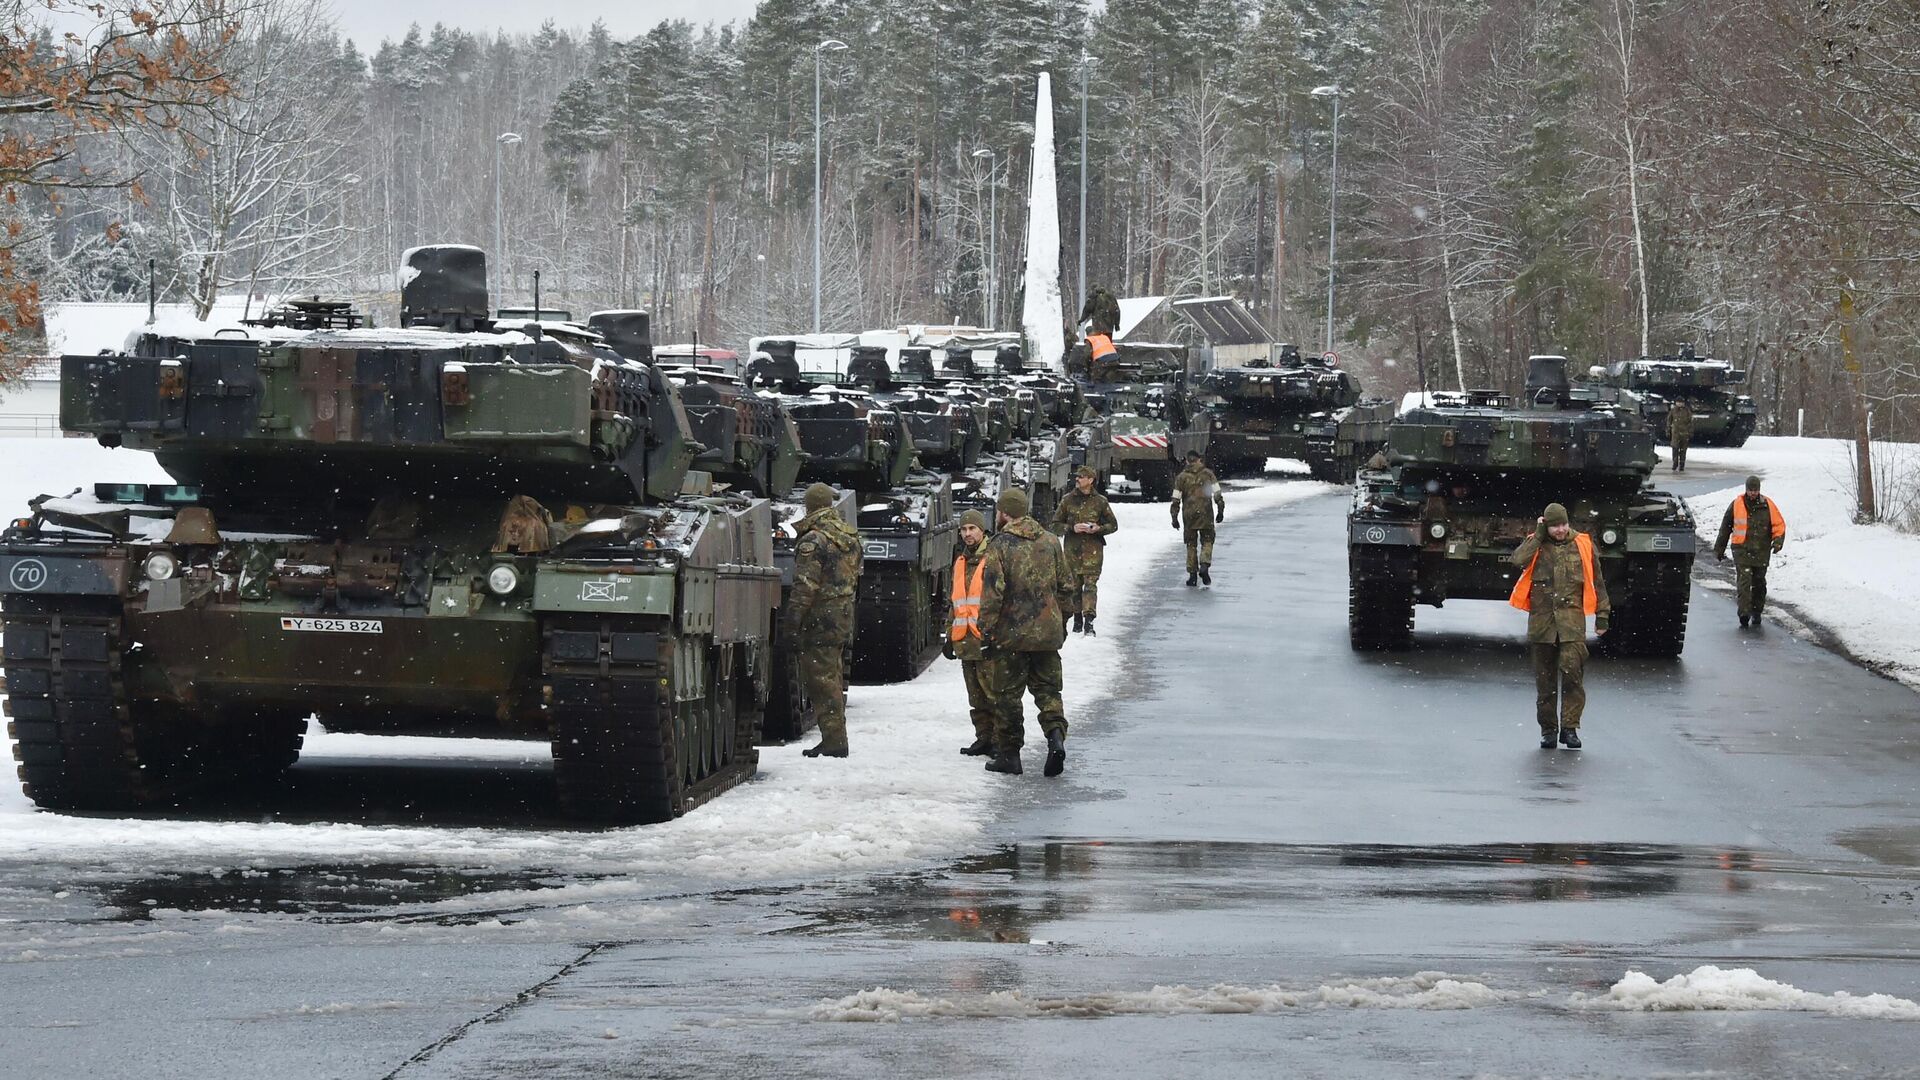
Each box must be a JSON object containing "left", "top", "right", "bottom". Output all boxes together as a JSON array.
[
  {"left": 943, "top": 509, "right": 996, "bottom": 756},
  {"left": 1508, "top": 501, "right": 1611, "bottom": 750},
  {"left": 1714, "top": 474, "right": 1786, "bottom": 627}
]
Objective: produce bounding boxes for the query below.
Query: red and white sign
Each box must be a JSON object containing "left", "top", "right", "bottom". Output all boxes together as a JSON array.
[{"left": 1113, "top": 434, "right": 1169, "bottom": 448}]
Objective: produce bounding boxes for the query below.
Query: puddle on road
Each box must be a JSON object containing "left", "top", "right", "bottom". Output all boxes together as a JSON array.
[{"left": 93, "top": 863, "right": 584, "bottom": 922}]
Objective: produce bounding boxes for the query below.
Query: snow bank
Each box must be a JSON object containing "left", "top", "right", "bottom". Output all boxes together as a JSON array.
[
  {"left": 796, "top": 972, "right": 1515, "bottom": 1021},
  {"left": 1687, "top": 436, "right": 1920, "bottom": 687},
  {"left": 1577, "top": 965, "right": 1920, "bottom": 1020},
  {"left": 0, "top": 437, "right": 1323, "bottom": 888}
]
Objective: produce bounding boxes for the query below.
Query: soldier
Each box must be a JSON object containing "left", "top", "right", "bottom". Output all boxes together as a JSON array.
[
  {"left": 1170, "top": 450, "right": 1225, "bottom": 586},
  {"left": 1508, "top": 502, "right": 1611, "bottom": 750},
  {"left": 978, "top": 488, "right": 1074, "bottom": 777},
  {"left": 1079, "top": 285, "right": 1122, "bottom": 337},
  {"left": 1667, "top": 401, "right": 1694, "bottom": 472},
  {"left": 1714, "top": 475, "right": 1786, "bottom": 627},
  {"left": 1051, "top": 464, "right": 1118, "bottom": 634},
  {"left": 785, "top": 482, "right": 863, "bottom": 758},
  {"left": 943, "top": 509, "right": 996, "bottom": 756}
]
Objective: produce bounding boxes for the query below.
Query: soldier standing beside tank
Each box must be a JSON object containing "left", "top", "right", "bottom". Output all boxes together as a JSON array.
[
  {"left": 978, "top": 488, "right": 1074, "bottom": 777},
  {"left": 1508, "top": 502, "right": 1610, "bottom": 750},
  {"left": 786, "top": 483, "right": 863, "bottom": 758},
  {"left": 1714, "top": 475, "right": 1786, "bottom": 627},
  {"left": 1052, "top": 465, "right": 1118, "bottom": 635},
  {"left": 943, "top": 509, "right": 996, "bottom": 756},
  {"left": 1667, "top": 400, "right": 1694, "bottom": 472},
  {"left": 1170, "top": 450, "right": 1225, "bottom": 586}
]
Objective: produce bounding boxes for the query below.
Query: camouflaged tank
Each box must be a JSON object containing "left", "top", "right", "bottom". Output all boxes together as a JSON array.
[
  {"left": 747, "top": 342, "right": 957, "bottom": 684},
  {"left": 1346, "top": 355, "right": 1695, "bottom": 656},
  {"left": 2, "top": 246, "right": 781, "bottom": 824},
  {"left": 1601, "top": 344, "right": 1758, "bottom": 448},
  {"left": 1073, "top": 341, "right": 1207, "bottom": 501},
  {"left": 1194, "top": 343, "right": 1393, "bottom": 482}
]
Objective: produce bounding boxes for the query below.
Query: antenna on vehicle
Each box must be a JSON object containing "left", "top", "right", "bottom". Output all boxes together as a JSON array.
[
  {"left": 146, "top": 257, "right": 156, "bottom": 325},
  {"left": 530, "top": 269, "right": 543, "bottom": 342}
]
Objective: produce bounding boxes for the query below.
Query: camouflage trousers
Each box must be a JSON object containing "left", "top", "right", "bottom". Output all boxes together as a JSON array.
[
  {"left": 961, "top": 659, "right": 995, "bottom": 743},
  {"left": 797, "top": 640, "right": 850, "bottom": 749},
  {"left": 1532, "top": 640, "right": 1587, "bottom": 733},
  {"left": 1065, "top": 551, "right": 1104, "bottom": 617},
  {"left": 980, "top": 650, "right": 1066, "bottom": 751},
  {"left": 1183, "top": 524, "right": 1216, "bottom": 573},
  {"left": 1670, "top": 439, "right": 1689, "bottom": 471},
  {"left": 1736, "top": 562, "right": 1770, "bottom": 617}
]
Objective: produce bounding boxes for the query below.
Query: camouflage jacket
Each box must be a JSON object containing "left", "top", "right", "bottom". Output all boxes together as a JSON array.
[
  {"left": 1080, "top": 287, "right": 1121, "bottom": 337},
  {"left": 1508, "top": 531, "right": 1612, "bottom": 643},
  {"left": 1051, "top": 489, "right": 1118, "bottom": 559},
  {"left": 1714, "top": 494, "right": 1785, "bottom": 566},
  {"left": 1667, "top": 403, "right": 1694, "bottom": 442},
  {"left": 951, "top": 539, "right": 989, "bottom": 663},
  {"left": 1171, "top": 463, "right": 1224, "bottom": 524},
  {"left": 787, "top": 508, "right": 863, "bottom": 643},
  {"left": 979, "top": 516, "right": 1072, "bottom": 653}
]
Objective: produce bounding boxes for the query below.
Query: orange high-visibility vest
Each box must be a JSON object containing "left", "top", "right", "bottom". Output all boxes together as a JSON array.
[
  {"left": 950, "top": 555, "right": 985, "bottom": 641},
  {"left": 1509, "top": 532, "right": 1598, "bottom": 615},
  {"left": 1730, "top": 495, "right": 1785, "bottom": 546},
  {"left": 1087, "top": 333, "right": 1117, "bottom": 361}
]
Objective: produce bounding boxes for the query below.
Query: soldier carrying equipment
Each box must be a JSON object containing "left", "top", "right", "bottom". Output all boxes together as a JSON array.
[
  {"left": 1508, "top": 502, "right": 1611, "bottom": 750},
  {"left": 1714, "top": 475, "right": 1786, "bottom": 627},
  {"left": 1170, "top": 450, "right": 1225, "bottom": 586},
  {"left": 788, "top": 482, "right": 864, "bottom": 757}
]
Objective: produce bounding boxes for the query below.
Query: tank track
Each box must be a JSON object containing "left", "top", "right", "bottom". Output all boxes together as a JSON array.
[
  {"left": 760, "top": 621, "right": 815, "bottom": 744},
  {"left": 4, "top": 594, "right": 156, "bottom": 809},
  {"left": 1348, "top": 547, "right": 1417, "bottom": 650},
  {"left": 544, "top": 618, "right": 759, "bottom": 824},
  {"left": 849, "top": 564, "right": 944, "bottom": 684},
  {"left": 1604, "top": 554, "right": 1691, "bottom": 657}
]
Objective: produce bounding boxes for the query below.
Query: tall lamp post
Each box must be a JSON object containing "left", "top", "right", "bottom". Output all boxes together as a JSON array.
[
  {"left": 813, "top": 38, "right": 848, "bottom": 333},
  {"left": 1309, "top": 85, "right": 1341, "bottom": 356},
  {"left": 494, "top": 132, "right": 522, "bottom": 303},
  {"left": 972, "top": 147, "right": 998, "bottom": 327}
]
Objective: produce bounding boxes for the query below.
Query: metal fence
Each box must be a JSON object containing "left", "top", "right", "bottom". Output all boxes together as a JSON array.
[{"left": 0, "top": 415, "right": 61, "bottom": 438}]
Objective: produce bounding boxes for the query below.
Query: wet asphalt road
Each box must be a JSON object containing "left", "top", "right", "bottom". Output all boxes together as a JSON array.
[{"left": 6, "top": 462, "right": 1920, "bottom": 1078}]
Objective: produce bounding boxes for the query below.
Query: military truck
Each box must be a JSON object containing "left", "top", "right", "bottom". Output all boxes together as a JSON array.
[
  {"left": 1601, "top": 344, "right": 1757, "bottom": 447},
  {"left": 1346, "top": 355, "right": 1694, "bottom": 656},
  {"left": 2, "top": 246, "right": 780, "bottom": 823},
  {"left": 1193, "top": 343, "right": 1392, "bottom": 482},
  {"left": 1076, "top": 341, "right": 1207, "bottom": 500},
  {"left": 749, "top": 343, "right": 957, "bottom": 684}
]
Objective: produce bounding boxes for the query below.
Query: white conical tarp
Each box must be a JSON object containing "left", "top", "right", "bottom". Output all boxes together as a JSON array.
[{"left": 1021, "top": 72, "right": 1064, "bottom": 373}]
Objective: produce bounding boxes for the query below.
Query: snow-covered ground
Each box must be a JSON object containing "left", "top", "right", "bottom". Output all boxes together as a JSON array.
[
  {"left": 0, "top": 436, "right": 1326, "bottom": 890},
  {"left": 1687, "top": 436, "right": 1920, "bottom": 688}
]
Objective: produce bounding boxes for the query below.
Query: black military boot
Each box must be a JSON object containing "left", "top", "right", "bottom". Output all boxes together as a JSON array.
[
  {"left": 985, "top": 750, "right": 1023, "bottom": 775},
  {"left": 960, "top": 737, "right": 993, "bottom": 756},
  {"left": 1199, "top": 564, "right": 1212, "bottom": 586},
  {"left": 1072, "top": 611, "right": 1084, "bottom": 633},
  {"left": 802, "top": 742, "right": 849, "bottom": 758},
  {"left": 1539, "top": 730, "right": 1557, "bottom": 750},
  {"left": 1043, "top": 731, "right": 1067, "bottom": 777},
  {"left": 1185, "top": 571, "right": 1198, "bottom": 587},
  {"left": 1082, "top": 614, "right": 1096, "bottom": 636},
  {"left": 1739, "top": 613, "right": 1750, "bottom": 628},
  {"left": 1559, "top": 729, "right": 1582, "bottom": 750}
]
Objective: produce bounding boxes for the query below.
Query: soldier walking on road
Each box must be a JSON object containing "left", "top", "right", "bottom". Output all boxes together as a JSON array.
[
  {"left": 1508, "top": 502, "right": 1611, "bottom": 750},
  {"left": 1714, "top": 475, "right": 1786, "bottom": 628},
  {"left": 786, "top": 483, "right": 863, "bottom": 758},
  {"left": 1667, "top": 401, "right": 1694, "bottom": 472},
  {"left": 978, "top": 488, "right": 1074, "bottom": 777},
  {"left": 1052, "top": 465, "right": 1118, "bottom": 634},
  {"left": 1170, "top": 450, "right": 1225, "bottom": 587},
  {"left": 944, "top": 510, "right": 996, "bottom": 756}
]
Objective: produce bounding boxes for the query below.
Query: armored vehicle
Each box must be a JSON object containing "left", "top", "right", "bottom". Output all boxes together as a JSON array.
[
  {"left": 1076, "top": 341, "right": 1207, "bottom": 500},
  {"left": 1602, "top": 344, "right": 1757, "bottom": 447},
  {"left": 1347, "top": 355, "right": 1694, "bottom": 656},
  {"left": 3, "top": 246, "right": 780, "bottom": 824},
  {"left": 749, "top": 343, "right": 957, "bottom": 684},
  {"left": 1194, "top": 343, "right": 1392, "bottom": 482}
]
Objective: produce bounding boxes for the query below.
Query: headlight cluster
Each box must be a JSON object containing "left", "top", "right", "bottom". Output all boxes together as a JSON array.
[
  {"left": 486, "top": 564, "right": 521, "bottom": 596},
  {"left": 1428, "top": 522, "right": 1448, "bottom": 539},
  {"left": 1600, "top": 528, "right": 1620, "bottom": 545},
  {"left": 143, "top": 552, "right": 177, "bottom": 581}
]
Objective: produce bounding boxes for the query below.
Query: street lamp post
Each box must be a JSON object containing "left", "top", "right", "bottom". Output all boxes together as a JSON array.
[
  {"left": 494, "top": 132, "right": 522, "bottom": 303},
  {"left": 813, "top": 39, "right": 848, "bottom": 334},
  {"left": 972, "top": 148, "right": 997, "bottom": 327},
  {"left": 1310, "top": 85, "right": 1341, "bottom": 357}
]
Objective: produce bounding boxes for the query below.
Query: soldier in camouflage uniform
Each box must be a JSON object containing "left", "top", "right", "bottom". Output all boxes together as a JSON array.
[
  {"left": 1051, "top": 464, "right": 1119, "bottom": 635},
  {"left": 1667, "top": 401, "right": 1693, "bottom": 472},
  {"left": 942, "top": 509, "right": 996, "bottom": 756},
  {"left": 1170, "top": 450, "right": 1225, "bottom": 586},
  {"left": 979, "top": 488, "right": 1075, "bottom": 777},
  {"left": 785, "top": 483, "right": 863, "bottom": 758},
  {"left": 1714, "top": 474, "right": 1786, "bottom": 627},
  {"left": 1079, "top": 285, "right": 1122, "bottom": 337},
  {"left": 1508, "top": 502, "right": 1611, "bottom": 750}
]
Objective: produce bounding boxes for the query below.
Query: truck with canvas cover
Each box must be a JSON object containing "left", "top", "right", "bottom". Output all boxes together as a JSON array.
[
  {"left": 3, "top": 246, "right": 781, "bottom": 824},
  {"left": 1346, "top": 355, "right": 1695, "bottom": 656}
]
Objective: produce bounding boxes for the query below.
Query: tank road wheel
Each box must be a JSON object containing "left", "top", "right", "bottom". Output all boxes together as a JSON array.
[
  {"left": 1606, "top": 555, "right": 1691, "bottom": 658},
  {"left": 544, "top": 620, "right": 757, "bottom": 824},
  {"left": 1347, "top": 546, "right": 1417, "bottom": 651}
]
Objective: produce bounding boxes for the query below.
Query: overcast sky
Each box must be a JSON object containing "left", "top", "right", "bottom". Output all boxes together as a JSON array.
[{"left": 326, "top": 0, "right": 763, "bottom": 49}]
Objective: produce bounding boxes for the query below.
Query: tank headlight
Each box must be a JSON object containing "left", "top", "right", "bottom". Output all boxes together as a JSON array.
[
  {"left": 486, "top": 564, "right": 521, "bottom": 596},
  {"left": 144, "top": 552, "right": 177, "bottom": 581},
  {"left": 1428, "top": 522, "right": 1447, "bottom": 539},
  {"left": 1601, "top": 528, "right": 1620, "bottom": 545}
]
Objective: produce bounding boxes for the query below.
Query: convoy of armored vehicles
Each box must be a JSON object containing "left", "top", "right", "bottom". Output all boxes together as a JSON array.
[{"left": 0, "top": 249, "right": 1735, "bottom": 826}]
